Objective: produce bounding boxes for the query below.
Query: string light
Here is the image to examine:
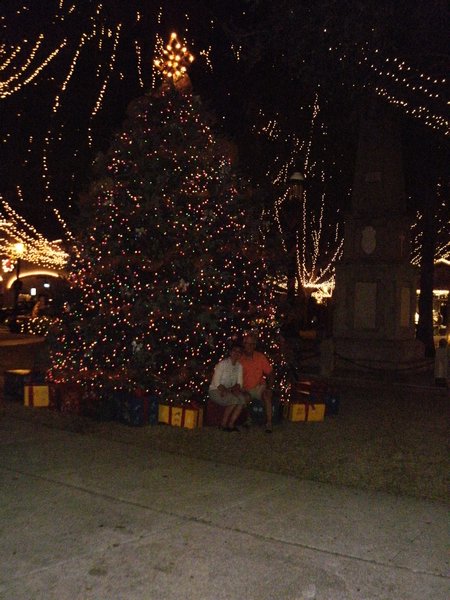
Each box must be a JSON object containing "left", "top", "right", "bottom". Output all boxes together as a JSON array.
[
  {"left": 258, "top": 94, "right": 344, "bottom": 299},
  {"left": 329, "top": 43, "right": 450, "bottom": 136},
  {"left": 411, "top": 183, "right": 450, "bottom": 266},
  {"left": 134, "top": 40, "right": 144, "bottom": 88},
  {"left": 0, "top": 34, "right": 67, "bottom": 99},
  {"left": 91, "top": 24, "right": 122, "bottom": 119},
  {"left": 199, "top": 47, "right": 213, "bottom": 71},
  {"left": 50, "top": 36, "right": 279, "bottom": 402},
  {"left": 0, "top": 195, "right": 68, "bottom": 270},
  {"left": 1, "top": 3, "right": 446, "bottom": 280}
]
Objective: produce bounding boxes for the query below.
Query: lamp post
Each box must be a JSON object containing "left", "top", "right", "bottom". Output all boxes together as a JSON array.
[
  {"left": 284, "top": 172, "right": 305, "bottom": 303},
  {"left": 12, "top": 242, "right": 25, "bottom": 312}
]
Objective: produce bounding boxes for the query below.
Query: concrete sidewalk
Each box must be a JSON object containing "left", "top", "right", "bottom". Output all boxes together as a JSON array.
[{"left": 0, "top": 414, "right": 448, "bottom": 600}]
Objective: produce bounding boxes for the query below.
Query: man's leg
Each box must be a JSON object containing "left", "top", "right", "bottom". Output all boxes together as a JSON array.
[
  {"left": 262, "top": 388, "right": 273, "bottom": 432},
  {"left": 241, "top": 391, "right": 253, "bottom": 427}
]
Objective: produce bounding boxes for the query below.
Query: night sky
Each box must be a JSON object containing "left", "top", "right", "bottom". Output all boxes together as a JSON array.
[{"left": 1, "top": 1, "right": 449, "bottom": 240}]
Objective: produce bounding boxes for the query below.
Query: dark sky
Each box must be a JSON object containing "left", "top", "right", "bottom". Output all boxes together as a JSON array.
[
  {"left": 0, "top": 1, "right": 248, "bottom": 237},
  {"left": 1, "top": 1, "right": 448, "bottom": 239}
]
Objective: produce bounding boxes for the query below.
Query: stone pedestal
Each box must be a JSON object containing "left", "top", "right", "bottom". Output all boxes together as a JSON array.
[
  {"left": 332, "top": 105, "right": 425, "bottom": 371},
  {"left": 333, "top": 261, "right": 423, "bottom": 369}
]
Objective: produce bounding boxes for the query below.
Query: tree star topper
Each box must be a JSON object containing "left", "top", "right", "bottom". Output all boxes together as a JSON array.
[{"left": 154, "top": 32, "right": 194, "bottom": 83}]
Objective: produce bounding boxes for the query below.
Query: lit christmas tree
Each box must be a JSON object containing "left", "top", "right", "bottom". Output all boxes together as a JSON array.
[{"left": 50, "top": 34, "right": 276, "bottom": 402}]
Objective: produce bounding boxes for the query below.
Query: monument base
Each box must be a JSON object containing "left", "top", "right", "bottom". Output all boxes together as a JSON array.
[{"left": 333, "top": 337, "right": 426, "bottom": 372}]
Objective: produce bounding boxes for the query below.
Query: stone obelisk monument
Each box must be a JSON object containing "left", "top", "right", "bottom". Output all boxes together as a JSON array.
[{"left": 332, "top": 105, "right": 424, "bottom": 370}]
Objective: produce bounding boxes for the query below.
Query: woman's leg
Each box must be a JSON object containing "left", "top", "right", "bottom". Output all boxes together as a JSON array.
[
  {"left": 209, "top": 390, "right": 240, "bottom": 429},
  {"left": 228, "top": 404, "right": 243, "bottom": 427},
  {"left": 221, "top": 404, "right": 234, "bottom": 428}
]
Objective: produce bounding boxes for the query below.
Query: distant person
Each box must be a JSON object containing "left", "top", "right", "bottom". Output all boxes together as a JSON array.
[
  {"left": 239, "top": 332, "right": 274, "bottom": 433},
  {"left": 209, "top": 344, "right": 247, "bottom": 431},
  {"left": 434, "top": 338, "right": 449, "bottom": 387},
  {"left": 32, "top": 295, "right": 47, "bottom": 318}
]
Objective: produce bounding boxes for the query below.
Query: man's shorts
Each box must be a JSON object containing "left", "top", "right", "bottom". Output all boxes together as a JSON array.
[{"left": 246, "top": 384, "right": 266, "bottom": 402}]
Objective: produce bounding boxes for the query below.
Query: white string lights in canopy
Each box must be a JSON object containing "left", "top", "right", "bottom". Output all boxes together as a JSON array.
[
  {"left": 411, "top": 182, "right": 450, "bottom": 267},
  {"left": 0, "top": 196, "right": 68, "bottom": 270},
  {"left": 1, "top": 2, "right": 447, "bottom": 251},
  {"left": 256, "top": 94, "right": 344, "bottom": 301},
  {"left": 330, "top": 43, "right": 450, "bottom": 137},
  {"left": 0, "top": 33, "right": 67, "bottom": 99}
]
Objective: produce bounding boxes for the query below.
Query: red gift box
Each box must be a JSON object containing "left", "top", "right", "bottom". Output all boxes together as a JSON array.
[{"left": 54, "top": 383, "right": 83, "bottom": 415}]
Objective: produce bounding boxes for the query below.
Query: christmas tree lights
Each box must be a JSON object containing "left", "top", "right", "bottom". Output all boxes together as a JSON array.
[{"left": 50, "top": 35, "right": 277, "bottom": 403}]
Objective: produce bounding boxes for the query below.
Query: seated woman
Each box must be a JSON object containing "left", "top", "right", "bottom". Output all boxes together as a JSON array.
[{"left": 209, "top": 343, "right": 247, "bottom": 431}]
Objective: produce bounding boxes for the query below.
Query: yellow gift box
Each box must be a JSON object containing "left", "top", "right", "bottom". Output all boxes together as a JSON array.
[
  {"left": 284, "top": 402, "right": 306, "bottom": 421},
  {"left": 158, "top": 404, "right": 203, "bottom": 429},
  {"left": 181, "top": 406, "right": 203, "bottom": 429},
  {"left": 283, "top": 402, "right": 325, "bottom": 422},
  {"left": 169, "top": 406, "right": 184, "bottom": 427},
  {"left": 305, "top": 403, "right": 325, "bottom": 422},
  {"left": 24, "top": 385, "right": 50, "bottom": 408},
  {"left": 158, "top": 403, "right": 171, "bottom": 424}
]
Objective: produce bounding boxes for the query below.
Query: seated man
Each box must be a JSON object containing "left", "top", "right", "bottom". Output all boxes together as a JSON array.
[
  {"left": 209, "top": 343, "right": 247, "bottom": 431},
  {"left": 239, "top": 332, "right": 274, "bottom": 433}
]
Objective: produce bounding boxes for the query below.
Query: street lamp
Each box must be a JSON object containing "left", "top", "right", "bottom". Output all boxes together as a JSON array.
[
  {"left": 284, "top": 172, "right": 305, "bottom": 302},
  {"left": 12, "top": 242, "right": 25, "bottom": 312},
  {"left": 288, "top": 171, "right": 305, "bottom": 200}
]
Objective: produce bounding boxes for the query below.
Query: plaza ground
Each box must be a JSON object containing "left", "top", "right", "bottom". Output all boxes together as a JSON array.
[{"left": 0, "top": 333, "right": 448, "bottom": 598}]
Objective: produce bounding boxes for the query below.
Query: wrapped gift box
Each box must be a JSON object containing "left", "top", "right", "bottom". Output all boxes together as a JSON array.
[
  {"left": 4, "top": 369, "right": 46, "bottom": 402},
  {"left": 4, "top": 369, "right": 31, "bottom": 401},
  {"left": 179, "top": 404, "right": 203, "bottom": 429},
  {"left": 114, "top": 391, "right": 158, "bottom": 426},
  {"left": 249, "top": 400, "right": 265, "bottom": 424},
  {"left": 292, "top": 379, "right": 328, "bottom": 402},
  {"left": 24, "top": 385, "right": 50, "bottom": 408},
  {"left": 304, "top": 402, "right": 325, "bottom": 421},
  {"left": 54, "top": 383, "right": 83, "bottom": 415},
  {"left": 283, "top": 401, "right": 325, "bottom": 422},
  {"left": 159, "top": 403, "right": 203, "bottom": 429},
  {"left": 324, "top": 392, "right": 340, "bottom": 416},
  {"left": 158, "top": 403, "right": 172, "bottom": 425},
  {"left": 292, "top": 380, "right": 312, "bottom": 396},
  {"left": 248, "top": 398, "right": 281, "bottom": 425},
  {"left": 283, "top": 401, "right": 306, "bottom": 422},
  {"left": 310, "top": 383, "right": 329, "bottom": 403},
  {"left": 83, "top": 389, "right": 118, "bottom": 422}
]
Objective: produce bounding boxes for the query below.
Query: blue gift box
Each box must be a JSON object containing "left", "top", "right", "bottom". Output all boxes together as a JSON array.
[
  {"left": 248, "top": 398, "right": 281, "bottom": 425},
  {"left": 4, "top": 370, "right": 46, "bottom": 402},
  {"left": 324, "top": 392, "right": 340, "bottom": 416},
  {"left": 114, "top": 391, "right": 158, "bottom": 426}
]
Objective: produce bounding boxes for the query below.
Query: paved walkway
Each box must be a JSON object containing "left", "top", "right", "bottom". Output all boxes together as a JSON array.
[{"left": 0, "top": 413, "right": 448, "bottom": 600}]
